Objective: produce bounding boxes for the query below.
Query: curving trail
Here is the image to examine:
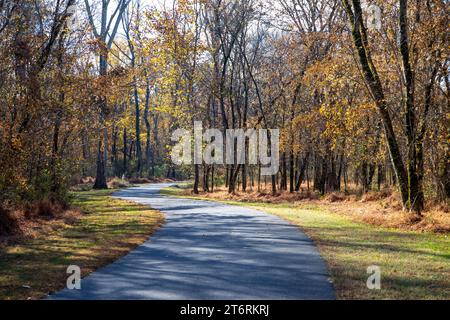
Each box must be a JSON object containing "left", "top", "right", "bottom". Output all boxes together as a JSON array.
[{"left": 49, "top": 183, "right": 335, "bottom": 300}]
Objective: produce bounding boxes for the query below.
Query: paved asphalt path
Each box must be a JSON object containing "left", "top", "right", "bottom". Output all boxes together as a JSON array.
[{"left": 48, "top": 183, "right": 335, "bottom": 300}]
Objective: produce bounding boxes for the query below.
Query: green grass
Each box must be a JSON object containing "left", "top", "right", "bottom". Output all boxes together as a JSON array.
[
  {"left": 161, "top": 187, "right": 450, "bottom": 300},
  {"left": 0, "top": 189, "right": 164, "bottom": 300}
]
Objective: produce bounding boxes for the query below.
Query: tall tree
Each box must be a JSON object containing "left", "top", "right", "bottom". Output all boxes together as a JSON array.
[
  {"left": 84, "top": 0, "right": 131, "bottom": 189},
  {"left": 341, "top": 0, "right": 444, "bottom": 214}
]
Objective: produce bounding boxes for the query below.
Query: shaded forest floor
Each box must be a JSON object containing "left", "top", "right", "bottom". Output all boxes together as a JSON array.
[
  {"left": 162, "top": 185, "right": 450, "bottom": 299},
  {"left": 0, "top": 189, "right": 164, "bottom": 300}
]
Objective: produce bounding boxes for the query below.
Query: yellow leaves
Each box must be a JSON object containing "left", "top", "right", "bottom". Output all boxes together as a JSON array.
[
  {"left": 315, "top": 98, "right": 378, "bottom": 152},
  {"left": 10, "top": 136, "right": 23, "bottom": 151}
]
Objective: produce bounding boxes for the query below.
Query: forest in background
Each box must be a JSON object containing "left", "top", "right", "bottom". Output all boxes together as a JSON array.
[{"left": 0, "top": 0, "right": 448, "bottom": 234}]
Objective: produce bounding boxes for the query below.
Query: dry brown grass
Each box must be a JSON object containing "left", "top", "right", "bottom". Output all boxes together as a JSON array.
[
  {"left": 128, "top": 177, "right": 154, "bottom": 184},
  {"left": 187, "top": 187, "right": 319, "bottom": 203},
  {"left": 0, "top": 200, "right": 83, "bottom": 246},
  {"left": 324, "top": 192, "right": 347, "bottom": 203},
  {"left": 325, "top": 201, "right": 449, "bottom": 233},
  {"left": 181, "top": 185, "right": 449, "bottom": 234},
  {"left": 107, "top": 177, "right": 131, "bottom": 189},
  {"left": 128, "top": 177, "right": 176, "bottom": 184},
  {"left": 80, "top": 176, "right": 95, "bottom": 184},
  {"left": 70, "top": 176, "right": 178, "bottom": 191}
]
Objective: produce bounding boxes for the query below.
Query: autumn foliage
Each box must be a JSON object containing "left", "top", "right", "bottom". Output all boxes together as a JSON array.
[{"left": 0, "top": 0, "right": 448, "bottom": 234}]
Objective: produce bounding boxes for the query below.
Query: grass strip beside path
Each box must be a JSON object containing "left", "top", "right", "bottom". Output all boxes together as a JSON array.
[
  {"left": 161, "top": 187, "right": 450, "bottom": 300},
  {"left": 0, "top": 189, "right": 164, "bottom": 300}
]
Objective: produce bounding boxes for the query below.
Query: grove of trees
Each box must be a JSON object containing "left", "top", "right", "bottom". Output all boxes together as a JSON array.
[{"left": 0, "top": 0, "right": 448, "bottom": 221}]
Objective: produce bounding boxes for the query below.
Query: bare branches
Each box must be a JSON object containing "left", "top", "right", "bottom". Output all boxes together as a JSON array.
[
  {"left": 36, "top": 0, "right": 76, "bottom": 73},
  {"left": 84, "top": 0, "right": 100, "bottom": 38},
  {"left": 0, "top": 0, "right": 16, "bottom": 34},
  {"left": 84, "top": 0, "right": 131, "bottom": 48}
]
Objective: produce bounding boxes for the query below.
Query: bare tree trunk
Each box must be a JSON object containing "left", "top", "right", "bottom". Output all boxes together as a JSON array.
[
  {"left": 211, "top": 164, "right": 215, "bottom": 193},
  {"left": 133, "top": 80, "right": 142, "bottom": 176},
  {"left": 295, "top": 153, "right": 309, "bottom": 192},
  {"left": 289, "top": 151, "right": 295, "bottom": 193},
  {"left": 122, "top": 127, "right": 127, "bottom": 177},
  {"left": 144, "top": 80, "right": 152, "bottom": 177},
  {"left": 93, "top": 139, "right": 107, "bottom": 189},
  {"left": 242, "top": 163, "right": 247, "bottom": 192},
  {"left": 193, "top": 164, "right": 200, "bottom": 194},
  {"left": 93, "top": 53, "right": 109, "bottom": 189},
  {"left": 342, "top": 0, "right": 413, "bottom": 211},
  {"left": 257, "top": 164, "right": 261, "bottom": 193}
]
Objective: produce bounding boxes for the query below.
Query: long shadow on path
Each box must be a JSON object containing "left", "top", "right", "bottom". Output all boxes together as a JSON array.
[{"left": 48, "top": 183, "right": 335, "bottom": 300}]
